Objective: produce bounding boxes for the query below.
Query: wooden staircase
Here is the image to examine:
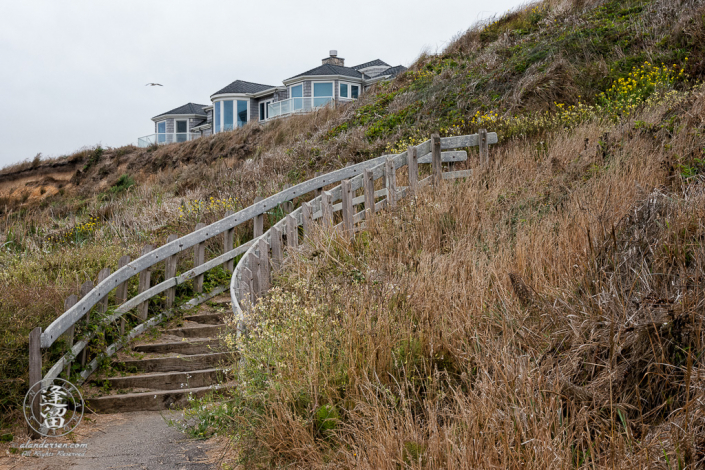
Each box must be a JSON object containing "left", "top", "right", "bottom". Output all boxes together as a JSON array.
[{"left": 84, "top": 297, "right": 233, "bottom": 413}]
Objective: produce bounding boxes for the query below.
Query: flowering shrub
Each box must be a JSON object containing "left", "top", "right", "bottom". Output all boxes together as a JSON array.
[
  {"left": 178, "top": 195, "right": 242, "bottom": 221},
  {"left": 45, "top": 216, "right": 100, "bottom": 246},
  {"left": 598, "top": 61, "right": 687, "bottom": 117}
]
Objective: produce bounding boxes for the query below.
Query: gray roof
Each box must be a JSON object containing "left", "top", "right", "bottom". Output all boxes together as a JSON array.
[
  {"left": 375, "top": 65, "right": 407, "bottom": 78},
  {"left": 288, "top": 63, "right": 363, "bottom": 80},
  {"left": 154, "top": 103, "right": 208, "bottom": 119},
  {"left": 352, "top": 59, "right": 390, "bottom": 70},
  {"left": 191, "top": 119, "right": 208, "bottom": 128},
  {"left": 211, "top": 80, "right": 275, "bottom": 96}
]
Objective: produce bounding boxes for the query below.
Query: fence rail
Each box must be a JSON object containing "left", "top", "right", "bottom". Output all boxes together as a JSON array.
[{"left": 27, "top": 129, "right": 496, "bottom": 437}]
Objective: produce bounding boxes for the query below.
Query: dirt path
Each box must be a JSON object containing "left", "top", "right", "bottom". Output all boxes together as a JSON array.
[{"left": 1, "top": 411, "right": 219, "bottom": 469}]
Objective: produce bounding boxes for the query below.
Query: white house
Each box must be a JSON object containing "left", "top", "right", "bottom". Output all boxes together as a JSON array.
[{"left": 138, "top": 51, "right": 405, "bottom": 147}]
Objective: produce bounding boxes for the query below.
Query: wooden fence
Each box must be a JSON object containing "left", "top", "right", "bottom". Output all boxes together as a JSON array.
[{"left": 27, "top": 130, "right": 497, "bottom": 435}]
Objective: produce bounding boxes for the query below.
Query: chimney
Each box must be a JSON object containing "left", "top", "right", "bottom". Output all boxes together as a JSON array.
[{"left": 322, "top": 50, "right": 344, "bottom": 66}]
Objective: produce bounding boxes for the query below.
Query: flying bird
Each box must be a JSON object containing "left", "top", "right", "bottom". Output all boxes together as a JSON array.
[{"left": 145, "top": 83, "right": 163, "bottom": 86}]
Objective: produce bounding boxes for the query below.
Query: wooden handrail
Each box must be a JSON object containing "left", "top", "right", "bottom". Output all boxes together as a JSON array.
[{"left": 30, "top": 131, "right": 496, "bottom": 393}]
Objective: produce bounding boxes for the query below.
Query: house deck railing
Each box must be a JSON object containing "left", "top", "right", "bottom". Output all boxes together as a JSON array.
[
  {"left": 268, "top": 96, "right": 335, "bottom": 120},
  {"left": 137, "top": 133, "right": 200, "bottom": 147}
]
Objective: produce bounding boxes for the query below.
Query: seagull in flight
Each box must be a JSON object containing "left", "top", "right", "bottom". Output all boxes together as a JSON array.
[{"left": 146, "top": 83, "right": 163, "bottom": 86}]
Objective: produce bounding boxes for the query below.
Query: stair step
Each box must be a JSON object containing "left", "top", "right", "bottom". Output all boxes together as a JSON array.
[
  {"left": 86, "top": 384, "right": 233, "bottom": 413},
  {"left": 183, "top": 312, "right": 224, "bottom": 325},
  {"left": 115, "top": 352, "right": 229, "bottom": 373},
  {"left": 132, "top": 338, "right": 222, "bottom": 355},
  {"left": 92, "top": 368, "right": 226, "bottom": 391},
  {"left": 165, "top": 324, "right": 224, "bottom": 338}
]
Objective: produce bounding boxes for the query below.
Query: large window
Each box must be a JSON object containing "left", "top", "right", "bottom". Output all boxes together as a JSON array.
[
  {"left": 213, "top": 99, "right": 248, "bottom": 133},
  {"left": 290, "top": 84, "right": 303, "bottom": 111},
  {"left": 313, "top": 82, "right": 333, "bottom": 108},
  {"left": 215, "top": 102, "right": 221, "bottom": 133},
  {"left": 157, "top": 121, "right": 166, "bottom": 143},
  {"left": 237, "top": 101, "right": 248, "bottom": 127},
  {"left": 223, "top": 100, "right": 234, "bottom": 131},
  {"left": 340, "top": 82, "right": 360, "bottom": 100},
  {"left": 176, "top": 120, "right": 188, "bottom": 142}
]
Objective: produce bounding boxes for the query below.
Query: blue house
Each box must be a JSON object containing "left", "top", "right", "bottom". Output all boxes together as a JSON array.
[{"left": 138, "top": 51, "right": 405, "bottom": 147}]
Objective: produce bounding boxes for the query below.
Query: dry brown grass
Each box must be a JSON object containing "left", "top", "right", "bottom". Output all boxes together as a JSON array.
[{"left": 209, "top": 91, "right": 705, "bottom": 468}]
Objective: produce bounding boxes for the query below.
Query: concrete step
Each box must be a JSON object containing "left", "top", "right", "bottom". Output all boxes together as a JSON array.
[
  {"left": 115, "top": 352, "right": 230, "bottom": 373},
  {"left": 91, "top": 368, "right": 226, "bottom": 391},
  {"left": 86, "top": 384, "right": 233, "bottom": 413},
  {"left": 132, "top": 338, "right": 222, "bottom": 355},
  {"left": 164, "top": 324, "right": 224, "bottom": 338},
  {"left": 183, "top": 312, "right": 224, "bottom": 325}
]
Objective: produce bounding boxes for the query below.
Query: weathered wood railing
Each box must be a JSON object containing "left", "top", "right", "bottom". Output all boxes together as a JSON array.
[
  {"left": 28, "top": 130, "right": 496, "bottom": 431},
  {"left": 229, "top": 131, "right": 497, "bottom": 327}
]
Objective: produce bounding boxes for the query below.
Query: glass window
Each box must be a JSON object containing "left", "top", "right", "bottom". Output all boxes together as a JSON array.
[
  {"left": 223, "top": 100, "right": 234, "bottom": 131},
  {"left": 214, "top": 101, "right": 221, "bottom": 133},
  {"left": 176, "top": 120, "right": 187, "bottom": 133},
  {"left": 237, "top": 100, "right": 248, "bottom": 127},
  {"left": 351, "top": 85, "right": 359, "bottom": 99},
  {"left": 313, "top": 82, "right": 333, "bottom": 108},
  {"left": 340, "top": 83, "right": 348, "bottom": 98},
  {"left": 259, "top": 102, "right": 265, "bottom": 121},
  {"left": 157, "top": 121, "right": 166, "bottom": 143},
  {"left": 291, "top": 84, "right": 303, "bottom": 111}
]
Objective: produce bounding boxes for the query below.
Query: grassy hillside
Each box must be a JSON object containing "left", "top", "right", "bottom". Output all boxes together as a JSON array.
[
  {"left": 188, "top": 92, "right": 705, "bottom": 467},
  {"left": 1, "top": 0, "right": 704, "bottom": 446}
]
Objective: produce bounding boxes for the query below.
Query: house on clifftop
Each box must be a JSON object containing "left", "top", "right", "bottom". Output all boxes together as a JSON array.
[{"left": 138, "top": 51, "right": 405, "bottom": 147}]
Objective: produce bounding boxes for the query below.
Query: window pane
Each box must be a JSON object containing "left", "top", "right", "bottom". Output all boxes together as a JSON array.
[
  {"left": 291, "top": 84, "right": 302, "bottom": 98},
  {"left": 176, "top": 120, "right": 187, "bottom": 133},
  {"left": 340, "top": 83, "right": 348, "bottom": 98},
  {"left": 237, "top": 100, "right": 248, "bottom": 127},
  {"left": 223, "top": 100, "right": 234, "bottom": 131},
  {"left": 313, "top": 82, "right": 333, "bottom": 97},
  {"left": 157, "top": 122, "right": 165, "bottom": 133},
  {"left": 259, "top": 102, "right": 265, "bottom": 121},
  {"left": 215, "top": 102, "right": 221, "bottom": 133},
  {"left": 351, "top": 85, "right": 359, "bottom": 99}
]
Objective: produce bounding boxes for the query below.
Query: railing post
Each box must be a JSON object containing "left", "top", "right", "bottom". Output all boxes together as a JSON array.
[
  {"left": 116, "top": 255, "right": 130, "bottom": 336},
  {"left": 28, "top": 326, "right": 41, "bottom": 439},
  {"left": 302, "top": 202, "right": 313, "bottom": 239},
  {"left": 286, "top": 214, "right": 298, "bottom": 248},
  {"left": 223, "top": 211, "right": 235, "bottom": 273},
  {"left": 193, "top": 223, "right": 206, "bottom": 294},
  {"left": 408, "top": 145, "right": 418, "bottom": 195},
  {"left": 271, "top": 226, "right": 283, "bottom": 271},
  {"left": 258, "top": 238, "right": 270, "bottom": 292},
  {"left": 79, "top": 280, "right": 94, "bottom": 367},
  {"left": 321, "top": 191, "right": 333, "bottom": 229},
  {"left": 97, "top": 268, "right": 111, "bottom": 314},
  {"left": 432, "top": 133, "right": 442, "bottom": 188},
  {"left": 63, "top": 294, "right": 77, "bottom": 378},
  {"left": 364, "top": 169, "right": 375, "bottom": 220},
  {"left": 138, "top": 245, "right": 153, "bottom": 320},
  {"left": 249, "top": 252, "right": 261, "bottom": 297},
  {"left": 253, "top": 196, "right": 264, "bottom": 238},
  {"left": 341, "top": 179, "right": 354, "bottom": 234},
  {"left": 479, "top": 128, "right": 489, "bottom": 166},
  {"left": 282, "top": 185, "right": 293, "bottom": 214},
  {"left": 241, "top": 266, "right": 253, "bottom": 307},
  {"left": 164, "top": 235, "right": 179, "bottom": 308},
  {"left": 314, "top": 172, "right": 322, "bottom": 198},
  {"left": 385, "top": 157, "right": 397, "bottom": 209}
]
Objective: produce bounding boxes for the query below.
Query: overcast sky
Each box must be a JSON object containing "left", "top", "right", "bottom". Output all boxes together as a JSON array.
[{"left": 0, "top": 0, "right": 525, "bottom": 168}]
